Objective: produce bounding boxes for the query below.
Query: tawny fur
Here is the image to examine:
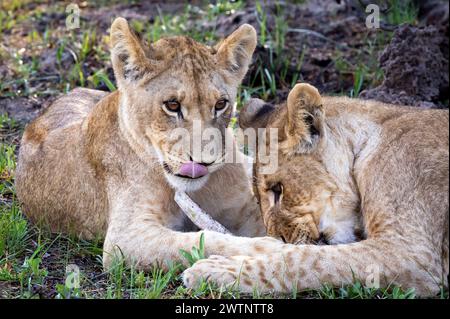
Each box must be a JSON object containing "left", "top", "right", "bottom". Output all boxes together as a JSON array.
[
  {"left": 183, "top": 83, "right": 449, "bottom": 296},
  {"left": 15, "top": 18, "right": 285, "bottom": 270}
]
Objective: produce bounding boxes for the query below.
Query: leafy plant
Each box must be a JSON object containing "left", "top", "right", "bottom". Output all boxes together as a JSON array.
[
  {"left": 350, "top": 66, "right": 365, "bottom": 98},
  {"left": 206, "top": 0, "right": 243, "bottom": 20},
  {"left": 55, "top": 283, "right": 82, "bottom": 299},
  {"left": 256, "top": 1, "right": 267, "bottom": 45},
  {"left": 88, "top": 70, "right": 116, "bottom": 92},
  {"left": 16, "top": 241, "right": 51, "bottom": 297},
  {"left": 179, "top": 232, "right": 205, "bottom": 267},
  {"left": 0, "top": 144, "right": 16, "bottom": 176}
]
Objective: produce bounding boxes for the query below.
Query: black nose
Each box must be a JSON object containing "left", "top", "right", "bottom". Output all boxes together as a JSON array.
[
  {"left": 201, "top": 161, "right": 214, "bottom": 166},
  {"left": 189, "top": 155, "right": 214, "bottom": 166},
  {"left": 317, "top": 233, "right": 329, "bottom": 245}
]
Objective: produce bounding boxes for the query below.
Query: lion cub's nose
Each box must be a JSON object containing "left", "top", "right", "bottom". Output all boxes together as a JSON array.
[
  {"left": 179, "top": 161, "right": 208, "bottom": 179},
  {"left": 317, "top": 233, "right": 329, "bottom": 245}
]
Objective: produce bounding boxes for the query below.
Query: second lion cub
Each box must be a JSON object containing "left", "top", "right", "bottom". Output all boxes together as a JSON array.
[{"left": 183, "top": 83, "right": 449, "bottom": 296}]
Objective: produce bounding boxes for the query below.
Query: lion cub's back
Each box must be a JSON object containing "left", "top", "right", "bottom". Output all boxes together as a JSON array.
[
  {"left": 37, "top": 88, "right": 107, "bottom": 131},
  {"left": 19, "top": 88, "right": 107, "bottom": 147},
  {"left": 15, "top": 88, "right": 109, "bottom": 239}
]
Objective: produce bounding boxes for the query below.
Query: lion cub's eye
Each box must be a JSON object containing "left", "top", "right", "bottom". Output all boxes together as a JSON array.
[
  {"left": 214, "top": 99, "right": 228, "bottom": 111},
  {"left": 163, "top": 100, "right": 181, "bottom": 113}
]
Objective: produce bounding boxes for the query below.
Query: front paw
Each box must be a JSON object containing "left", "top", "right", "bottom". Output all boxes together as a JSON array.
[{"left": 182, "top": 255, "right": 256, "bottom": 293}]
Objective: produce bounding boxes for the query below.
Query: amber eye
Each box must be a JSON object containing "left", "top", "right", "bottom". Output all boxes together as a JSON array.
[
  {"left": 164, "top": 100, "right": 181, "bottom": 113},
  {"left": 215, "top": 99, "right": 228, "bottom": 111}
]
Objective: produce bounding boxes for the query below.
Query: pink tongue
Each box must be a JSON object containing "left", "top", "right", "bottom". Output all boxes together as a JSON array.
[{"left": 179, "top": 161, "right": 208, "bottom": 178}]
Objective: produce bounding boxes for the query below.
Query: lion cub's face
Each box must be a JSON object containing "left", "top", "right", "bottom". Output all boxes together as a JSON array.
[
  {"left": 241, "top": 84, "right": 360, "bottom": 245},
  {"left": 109, "top": 18, "right": 257, "bottom": 191},
  {"left": 256, "top": 155, "right": 339, "bottom": 244}
]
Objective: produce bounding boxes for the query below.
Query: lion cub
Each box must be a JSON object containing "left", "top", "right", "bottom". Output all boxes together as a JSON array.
[
  {"left": 240, "top": 98, "right": 363, "bottom": 245},
  {"left": 15, "top": 18, "right": 287, "bottom": 270},
  {"left": 183, "top": 83, "right": 448, "bottom": 296}
]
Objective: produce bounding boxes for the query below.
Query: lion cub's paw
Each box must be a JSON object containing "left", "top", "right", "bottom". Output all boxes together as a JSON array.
[{"left": 182, "top": 255, "right": 255, "bottom": 293}]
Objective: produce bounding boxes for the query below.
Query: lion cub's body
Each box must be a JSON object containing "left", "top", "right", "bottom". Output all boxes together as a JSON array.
[
  {"left": 16, "top": 86, "right": 271, "bottom": 268},
  {"left": 184, "top": 84, "right": 449, "bottom": 296},
  {"left": 16, "top": 19, "right": 286, "bottom": 270},
  {"left": 16, "top": 89, "right": 109, "bottom": 238},
  {"left": 16, "top": 88, "right": 262, "bottom": 240}
]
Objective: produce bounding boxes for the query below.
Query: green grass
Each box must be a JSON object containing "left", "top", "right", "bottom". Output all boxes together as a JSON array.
[
  {"left": 0, "top": 201, "right": 28, "bottom": 259},
  {"left": 313, "top": 281, "right": 417, "bottom": 299},
  {"left": 385, "top": 0, "right": 418, "bottom": 26}
]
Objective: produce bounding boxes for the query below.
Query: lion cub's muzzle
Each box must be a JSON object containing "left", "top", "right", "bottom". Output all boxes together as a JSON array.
[{"left": 266, "top": 208, "right": 321, "bottom": 245}]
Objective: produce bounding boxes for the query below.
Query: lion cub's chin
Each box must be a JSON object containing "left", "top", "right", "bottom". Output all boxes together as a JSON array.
[{"left": 164, "top": 173, "right": 210, "bottom": 192}]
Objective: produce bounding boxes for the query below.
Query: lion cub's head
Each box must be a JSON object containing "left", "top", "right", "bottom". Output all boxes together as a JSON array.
[
  {"left": 110, "top": 17, "right": 257, "bottom": 191},
  {"left": 240, "top": 83, "right": 361, "bottom": 245}
]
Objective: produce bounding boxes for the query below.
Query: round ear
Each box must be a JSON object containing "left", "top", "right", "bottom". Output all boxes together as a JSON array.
[
  {"left": 216, "top": 24, "right": 257, "bottom": 83},
  {"left": 283, "top": 83, "right": 324, "bottom": 153},
  {"left": 239, "top": 98, "right": 275, "bottom": 130}
]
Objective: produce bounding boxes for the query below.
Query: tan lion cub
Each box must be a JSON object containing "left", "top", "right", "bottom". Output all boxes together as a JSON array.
[
  {"left": 183, "top": 83, "right": 449, "bottom": 296},
  {"left": 15, "top": 18, "right": 285, "bottom": 270},
  {"left": 240, "top": 96, "right": 364, "bottom": 245}
]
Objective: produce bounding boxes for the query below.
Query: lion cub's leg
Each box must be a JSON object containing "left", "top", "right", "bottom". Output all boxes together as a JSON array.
[
  {"left": 183, "top": 202, "right": 444, "bottom": 296},
  {"left": 102, "top": 190, "right": 280, "bottom": 270},
  {"left": 183, "top": 236, "right": 443, "bottom": 296}
]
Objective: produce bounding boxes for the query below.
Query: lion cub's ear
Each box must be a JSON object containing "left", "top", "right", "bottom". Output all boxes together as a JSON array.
[
  {"left": 283, "top": 83, "right": 324, "bottom": 154},
  {"left": 216, "top": 24, "right": 257, "bottom": 83},
  {"left": 110, "top": 17, "right": 152, "bottom": 87}
]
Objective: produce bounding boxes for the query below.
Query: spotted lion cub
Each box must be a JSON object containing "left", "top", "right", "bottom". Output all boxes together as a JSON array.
[
  {"left": 184, "top": 83, "right": 449, "bottom": 296},
  {"left": 252, "top": 153, "right": 362, "bottom": 245},
  {"left": 15, "top": 18, "right": 286, "bottom": 270}
]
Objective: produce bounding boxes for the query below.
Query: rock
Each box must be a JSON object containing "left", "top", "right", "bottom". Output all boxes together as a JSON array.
[{"left": 360, "top": 24, "right": 449, "bottom": 108}]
